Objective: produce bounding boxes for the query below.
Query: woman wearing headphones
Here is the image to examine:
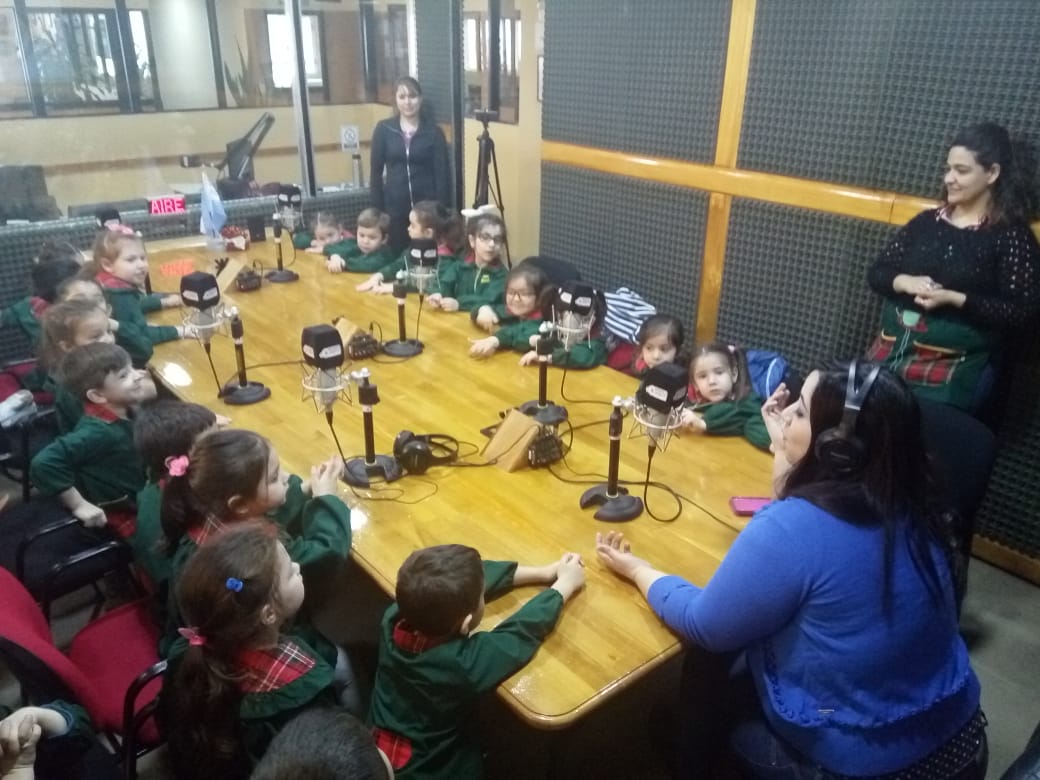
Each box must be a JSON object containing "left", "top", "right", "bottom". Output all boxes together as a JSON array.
[{"left": 596, "top": 362, "right": 985, "bottom": 779}]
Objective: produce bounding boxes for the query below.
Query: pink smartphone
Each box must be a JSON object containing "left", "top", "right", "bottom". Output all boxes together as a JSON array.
[{"left": 729, "top": 496, "right": 771, "bottom": 516}]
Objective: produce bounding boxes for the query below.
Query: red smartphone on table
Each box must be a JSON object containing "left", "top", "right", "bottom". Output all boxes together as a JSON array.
[{"left": 729, "top": 496, "right": 771, "bottom": 516}]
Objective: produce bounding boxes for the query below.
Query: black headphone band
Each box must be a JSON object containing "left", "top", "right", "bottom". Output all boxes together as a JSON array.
[{"left": 838, "top": 360, "right": 881, "bottom": 436}]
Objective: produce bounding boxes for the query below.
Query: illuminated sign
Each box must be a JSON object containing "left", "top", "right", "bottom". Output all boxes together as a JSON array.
[{"left": 149, "top": 195, "right": 186, "bottom": 215}]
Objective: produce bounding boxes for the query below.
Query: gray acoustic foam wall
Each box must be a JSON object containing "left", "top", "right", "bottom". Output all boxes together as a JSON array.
[
  {"left": 542, "top": 1, "right": 729, "bottom": 162},
  {"left": 540, "top": 164, "right": 707, "bottom": 333},
  {"left": 715, "top": 200, "right": 890, "bottom": 373},
  {"left": 740, "top": 0, "right": 1040, "bottom": 199},
  {"left": 413, "top": 0, "right": 453, "bottom": 125}
]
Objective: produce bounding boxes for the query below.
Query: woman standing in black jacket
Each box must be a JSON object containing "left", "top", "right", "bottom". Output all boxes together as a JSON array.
[{"left": 370, "top": 77, "right": 452, "bottom": 253}]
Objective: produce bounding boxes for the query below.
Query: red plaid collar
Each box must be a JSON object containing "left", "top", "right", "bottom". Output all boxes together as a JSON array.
[
  {"left": 186, "top": 514, "right": 229, "bottom": 546},
  {"left": 83, "top": 401, "right": 123, "bottom": 423},
  {"left": 234, "top": 640, "right": 316, "bottom": 694},
  {"left": 373, "top": 727, "right": 413, "bottom": 770},
  {"left": 937, "top": 205, "right": 989, "bottom": 230},
  {"left": 95, "top": 270, "right": 136, "bottom": 290},
  {"left": 392, "top": 619, "right": 453, "bottom": 654}
]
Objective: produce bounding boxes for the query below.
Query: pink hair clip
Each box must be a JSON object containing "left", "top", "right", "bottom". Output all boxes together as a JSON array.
[
  {"left": 165, "top": 455, "right": 190, "bottom": 477},
  {"left": 177, "top": 626, "right": 207, "bottom": 647}
]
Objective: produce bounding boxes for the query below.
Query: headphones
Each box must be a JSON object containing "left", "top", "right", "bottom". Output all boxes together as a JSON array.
[
  {"left": 393, "top": 431, "right": 459, "bottom": 474},
  {"left": 814, "top": 360, "right": 881, "bottom": 475}
]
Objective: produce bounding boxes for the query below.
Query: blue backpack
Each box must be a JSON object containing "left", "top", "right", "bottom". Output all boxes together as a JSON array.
[{"left": 745, "top": 349, "right": 789, "bottom": 399}]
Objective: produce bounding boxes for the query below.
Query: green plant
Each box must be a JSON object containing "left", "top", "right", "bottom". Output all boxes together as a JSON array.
[{"left": 223, "top": 39, "right": 270, "bottom": 107}]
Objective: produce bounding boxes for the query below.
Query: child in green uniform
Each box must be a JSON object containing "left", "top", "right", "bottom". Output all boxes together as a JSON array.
[
  {"left": 468, "top": 262, "right": 551, "bottom": 359},
  {"left": 158, "top": 428, "right": 355, "bottom": 708},
  {"left": 131, "top": 400, "right": 223, "bottom": 597},
  {"left": 161, "top": 523, "right": 338, "bottom": 778},
  {"left": 0, "top": 243, "right": 82, "bottom": 345},
  {"left": 681, "top": 342, "right": 770, "bottom": 451},
  {"left": 0, "top": 700, "right": 96, "bottom": 779},
  {"left": 327, "top": 208, "right": 397, "bottom": 274},
  {"left": 369, "top": 543, "right": 586, "bottom": 779},
  {"left": 90, "top": 228, "right": 190, "bottom": 367},
  {"left": 428, "top": 211, "right": 507, "bottom": 317},
  {"left": 295, "top": 211, "right": 345, "bottom": 251},
  {"left": 356, "top": 201, "right": 462, "bottom": 295},
  {"left": 29, "top": 343, "right": 152, "bottom": 537},
  {"left": 518, "top": 281, "right": 610, "bottom": 370}
]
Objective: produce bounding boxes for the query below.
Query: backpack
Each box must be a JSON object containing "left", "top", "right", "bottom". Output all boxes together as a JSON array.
[{"left": 745, "top": 349, "right": 789, "bottom": 399}]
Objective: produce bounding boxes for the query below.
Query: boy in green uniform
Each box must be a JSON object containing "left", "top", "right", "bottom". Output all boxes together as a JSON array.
[
  {"left": 369, "top": 543, "right": 585, "bottom": 779},
  {"left": 327, "top": 208, "right": 398, "bottom": 274},
  {"left": 30, "top": 343, "right": 150, "bottom": 538}
]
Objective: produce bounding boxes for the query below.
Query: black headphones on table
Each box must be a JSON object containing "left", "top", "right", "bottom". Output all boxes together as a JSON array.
[
  {"left": 814, "top": 360, "right": 881, "bottom": 475},
  {"left": 393, "top": 431, "right": 459, "bottom": 474}
]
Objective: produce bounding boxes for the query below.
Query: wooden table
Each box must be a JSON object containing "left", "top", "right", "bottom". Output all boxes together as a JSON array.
[{"left": 145, "top": 236, "right": 773, "bottom": 729}]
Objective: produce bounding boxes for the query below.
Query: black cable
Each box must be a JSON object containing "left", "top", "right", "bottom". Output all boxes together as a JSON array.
[
  {"left": 642, "top": 445, "right": 681, "bottom": 523},
  {"left": 202, "top": 342, "right": 223, "bottom": 397},
  {"left": 325, "top": 411, "right": 346, "bottom": 460},
  {"left": 340, "top": 464, "right": 440, "bottom": 504},
  {"left": 557, "top": 357, "right": 613, "bottom": 408}
]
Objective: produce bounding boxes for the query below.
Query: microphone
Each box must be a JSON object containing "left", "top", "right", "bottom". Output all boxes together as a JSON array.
[
  {"left": 276, "top": 184, "right": 302, "bottom": 233},
  {"left": 632, "top": 362, "right": 688, "bottom": 451},
  {"left": 221, "top": 309, "right": 271, "bottom": 405},
  {"left": 180, "top": 271, "right": 224, "bottom": 345},
  {"left": 342, "top": 368, "right": 403, "bottom": 488},
  {"left": 579, "top": 396, "right": 643, "bottom": 522},
  {"left": 406, "top": 238, "right": 440, "bottom": 297},
  {"left": 267, "top": 213, "right": 299, "bottom": 283},
  {"left": 301, "top": 325, "right": 348, "bottom": 414},
  {"left": 519, "top": 321, "right": 568, "bottom": 426},
  {"left": 382, "top": 238, "right": 436, "bottom": 359},
  {"left": 552, "top": 281, "right": 597, "bottom": 353}
]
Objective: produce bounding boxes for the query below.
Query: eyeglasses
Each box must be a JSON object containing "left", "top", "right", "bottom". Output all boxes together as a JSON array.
[
  {"left": 477, "top": 232, "right": 504, "bottom": 245},
  {"left": 506, "top": 289, "right": 534, "bottom": 300}
]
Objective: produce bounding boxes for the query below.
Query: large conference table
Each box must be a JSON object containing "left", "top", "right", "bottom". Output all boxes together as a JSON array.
[{"left": 145, "top": 235, "right": 773, "bottom": 730}]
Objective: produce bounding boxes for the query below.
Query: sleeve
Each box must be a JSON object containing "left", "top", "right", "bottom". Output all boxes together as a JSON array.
[
  {"left": 292, "top": 231, "right": 314, "bottom": 250},
  {"left": 40, "top": 701, "right": 92, "bottom": 741},
  {"left": 646, "top": 507, "right": 811, "bottom": 652},
  {"left": 703, "top": 396, "right": 763, "bottom": 439},
  {"left": 742, "top": 410, "right": 772, "bottom": 451},
  {"left": 867, "top": 215, "right": 924, "bottom": 298},
  {"left": 345, "top": 248, "right": 393, "bottom": 273},
  {"left": 494, "top": 320, "right": 542, "bottom": 351},
  {"left": 456, "top": 269, "right": 506, "bottom": 312},
  {"left": 30, "top": 425, "right": 105, "bottom": 496},
  {"left": 432, "top": 124, "right": 452, "bottom": 207},
  {"left": 369, "top": 122, "right": 387, "bottom": 210},
  {"left": 457, "top": 588, "right": 565, "bottom": 693},
  {"left": 140, "top": 293, "right": 163, "bottom": 313},
  {"left": 436, "top": 258, "right": 461, "bottom": 298},
  {"left": 269, "top": 474, "right": 308, "bottom": 528},
  {"left": 323, "top": 238, "right": 359, "bottom": 258},
  {"left": 471, "top": 301, "right": 511, "bottom": 323},
  {"left": 109, "top": 290, "right": 178, "bottom": 365},
  {"left": 552, "top": 338, "right": 608, "bottom": 369},
  {"left": 483, "top": 560, "right": 518, "bottom": 599},
  {"left": 377, "top": 250, "right": 407, "bottom": 281},
  {"left": 960, "top": 223, "right": 1040, "bottom": 328},
  {"left": 281, "top": 495, "right": 353, "bottom": 570}
]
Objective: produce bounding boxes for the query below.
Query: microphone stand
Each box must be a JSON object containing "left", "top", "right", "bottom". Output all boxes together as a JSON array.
[
  {"left": 266, "top": 216, "right": 299, "bottom": 283},
  {"left": 580, "top": 397, "right": 643, "bottom": 521},
  {"left": 382, "top": 279, "right": 423, "bottom": 357},
  {"left": 221, "top": 313, "right": 271, "bottom": 405},
  {"left": 342, "top": 369, "right": 403, "bottom": 487},
  {"left": 520, "top": 331, "right": 568, "bottom": 426}
]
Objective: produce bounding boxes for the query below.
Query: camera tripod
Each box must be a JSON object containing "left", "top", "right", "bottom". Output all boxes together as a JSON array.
[{"left": 472, "top": 111, "right": 511, "bottom": 265}]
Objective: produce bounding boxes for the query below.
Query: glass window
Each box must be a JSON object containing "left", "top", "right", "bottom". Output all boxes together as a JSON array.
[
  {"left": 0, "top": 8, "right": 32, "bottom": 118},
  {"left": 267, "top": 12, "right": 323, "bottom": 90}
]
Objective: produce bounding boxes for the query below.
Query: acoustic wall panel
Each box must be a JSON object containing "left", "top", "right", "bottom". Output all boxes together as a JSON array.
[
  {"left": 542, "top": 1, "right": 729, "bottom": 163},
  {"left": 716, "top": 200, "right": 889, "bottom": 373},
  {"left": 540, "top": 164, "right": 707, "bottom": 333},
  {"left": 414, "top": 0, "right": 454, "bottom": 125},
  {"left": 740, "top": 1, "right": 1040, "bottom": 199}
]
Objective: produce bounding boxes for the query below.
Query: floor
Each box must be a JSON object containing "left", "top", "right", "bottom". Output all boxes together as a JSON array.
[{"left": 2, "top": 496, "right": 1037, "bottom": 778}]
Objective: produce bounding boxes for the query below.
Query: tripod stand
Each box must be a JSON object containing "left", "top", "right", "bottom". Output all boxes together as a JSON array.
[{"left": 472, "top": 110, "right": 511, "bottom": 265}]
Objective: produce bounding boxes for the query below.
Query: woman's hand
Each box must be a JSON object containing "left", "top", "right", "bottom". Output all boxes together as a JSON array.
[
  {"left": 469, "top": 336, "right": 499, "bottom": 358},
  {"left": 893, "top": 274, "right": 939, "bottom": 296},
  {"left": 595, "top": 531, "right": 652, "bottom": 581},
  {"left": 914, "top": 287, "right": 967, "bottom": 311},
  {"left": 761, "top": 382, "right": 789, "bottom": 450}
]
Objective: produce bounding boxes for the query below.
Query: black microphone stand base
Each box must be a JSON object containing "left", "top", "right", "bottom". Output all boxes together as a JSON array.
[
  {"left": 221, "top": 380, "right": 271, "bottom": 405},
  {"left": 342, "top": 454, "right": 403, "bottom": 488},
  {"left": 579, "top": 484, "right": 644, "bottom": 522},
  {"left": 265, "top": 269, "right": 299, "bottom": 283},
  {"left": 519, "top": 399, "right": 568, "bottom": 427},
  {"left": 382, "top": 338, "right": 423, "bottom": 358}
]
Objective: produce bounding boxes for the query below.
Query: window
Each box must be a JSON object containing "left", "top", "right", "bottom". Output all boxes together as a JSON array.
[
  {"left": 0, "top": 9, "right": 32, "bottom": 117},
  {"left": 266, "top": 12, "right": 324, "bottom": 90}
]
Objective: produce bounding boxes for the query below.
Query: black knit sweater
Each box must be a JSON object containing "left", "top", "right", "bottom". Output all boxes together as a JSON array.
[{"left": 867, "top": 209, "right": 1040, "bottom": 330}]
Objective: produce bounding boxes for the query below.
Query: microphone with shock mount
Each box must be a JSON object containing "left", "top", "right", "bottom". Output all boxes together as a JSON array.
[
  {"left": 221, "top": 309, "right": 271, "bottom": 405},
  {"left": 180, "top": 271, "right": 227, "bottom": 396},
  {"left": 267, "top": 184, "right": 301, "bottom": 283},
  {"left": 632, "top": 362, "right": 688, "bottom": 453},
  {"left": 301, "top": 324, "right": 352, "bottom": 458},
  {"left": 383, "top": 239, "right": 439, "bottom": 358},
  {"left": 342, "top": 367, "right": 403, "bottom": 488}
]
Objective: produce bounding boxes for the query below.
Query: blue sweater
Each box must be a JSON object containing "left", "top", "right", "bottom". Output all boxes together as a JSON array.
[{"left": 647, "top": 497, "right": 980, "bottom": 775}]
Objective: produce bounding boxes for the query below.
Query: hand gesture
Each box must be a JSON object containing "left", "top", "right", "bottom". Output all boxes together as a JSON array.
[
  {"left": 72, "top": 502, "right": 107, "bottom": 528},
  {"left": 595, "top": 531, "right": 652, "bottom": 582},
  {"left": 519, "top": 349, "right": 540, "bottom": 366},
  {"left": 439, "top": 298, "right": 460, "bottom": 312},
  {"left": 305, "top": 244, "right": 325, "bottom": 254},
  {"left": 681, "top": 408, "right": 706, "bottom": 432},
  {"left": 913, "top": 286, "right": 965, "bottom": 311},
  {"left": 0, "top": 710, "right": 42, "bottom": 776},
  {"left": 356, "top": 274, "right": 382, "bottom": 292},
  {"left": 551, "top": 552, "right": 586, "bottom": 601},
  {"left": 310, "top": 455, "right": 344, "bottom": 497},
  {"left": 327, "top": 255, "right": 344, "bottom": 274},
  {"left": 893, "top": 274, "right": 939, "bottom": 296},
  {"left": 177, "top": 323, "right": 199, "bottom": 341},
  {"left": 761, "top": 382, "right": 789, "bottom": 449},
  {"left": 426, "top": 293, "right": 443, "bottom": 308},
  {"left": 474, "top": 305, "right": 499, "bottom": 331},
  {"left": 161, "top": 294, "right": 183, "bottom": 309},
  {"left": 469, "top": 336, "right": 499, "bottom": 358}
]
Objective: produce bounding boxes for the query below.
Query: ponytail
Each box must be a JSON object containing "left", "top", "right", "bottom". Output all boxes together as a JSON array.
[{"left": 160, "top": 473, "right": 202, "bottom": 554}]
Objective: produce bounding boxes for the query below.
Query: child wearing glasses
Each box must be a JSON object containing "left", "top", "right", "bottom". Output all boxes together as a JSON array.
[
  {"left": 427, "top": 212, "right": 507, "bottom": 319},
  {"left": 469, "top": 261, "right": 551, "bottom": 358}
]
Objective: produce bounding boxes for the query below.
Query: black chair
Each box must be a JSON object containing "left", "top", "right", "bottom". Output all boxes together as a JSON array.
[
  {"left": 522, "top": 255, "right": 582, "bottom": 286},
  {"left": 918, "top": 399, "right": 998, "bottom": 610},
  {"left": 1002, "top": 718, "right": 1040, "bottom": 780}
]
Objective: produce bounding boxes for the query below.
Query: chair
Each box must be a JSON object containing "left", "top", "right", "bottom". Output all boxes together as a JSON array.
[
  {"left": 0, "top": 567, "right": 164, "bottom": 780},
  {"left": 1002, "top": 718, "right": 1040, "bottom": 780}
]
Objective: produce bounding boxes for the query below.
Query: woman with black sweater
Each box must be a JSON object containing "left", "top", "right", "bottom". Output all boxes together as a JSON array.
[{"left": 867, "top": 122, "right": 1040, "bottom": 411}]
